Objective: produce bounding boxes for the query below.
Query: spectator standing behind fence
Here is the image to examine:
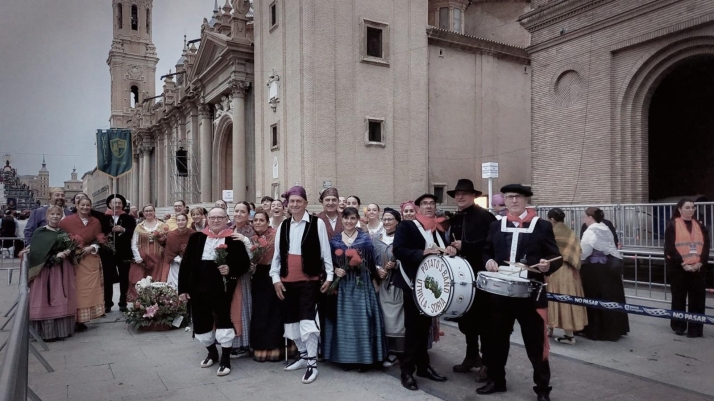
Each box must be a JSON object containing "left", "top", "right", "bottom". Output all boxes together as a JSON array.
[
  {"left": 665, "top": 198, "right": 709, "bottom": 338},
  {"left": 546, "top": 208, "right": 588, "bottom": 345},
  {"left": 579, "top": 207, "right": 629, "bottom": 341}
]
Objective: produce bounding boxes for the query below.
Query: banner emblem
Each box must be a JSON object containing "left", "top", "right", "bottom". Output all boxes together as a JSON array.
[{"left": 110, "top": 138, "right": 127, "bottom": 158}]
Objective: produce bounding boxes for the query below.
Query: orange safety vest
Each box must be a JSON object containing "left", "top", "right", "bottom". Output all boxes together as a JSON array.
[{"left": 674, "top": 218, "right": 704, "bottom": 265}]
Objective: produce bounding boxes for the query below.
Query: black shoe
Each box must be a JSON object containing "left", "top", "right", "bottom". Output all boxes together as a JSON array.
[
  {"left": 401, "top": 374, "right": 418, "bottom": 391},
  {"left": 105, "top": 307, "right": 112, "bottom": 314},
  {"left": 75, "top": 323, "right": 88, "bottom": 332},
  {"left": 687, "top": 332, "right": 702, "bottom": 338},
  {"left": 675, "top": 329, "right": 686, "bottom": 336},
  {"left": 476, "top": 381, "right": 507, "bottom": 395},
  {"left": 534, "top": 386, "right": 552, "bottom": 401},
  {"left": 537, "top": 394, "right": 551, "bottom": 401},
  {"left": 119, "top": 307, "right": 128, "bottom": 313},
  {"left": 453, "top": 356, "right": 481, "bottom": 373},
  {"left": 416, "top": 366, "right": 447, "bottom": 382}
]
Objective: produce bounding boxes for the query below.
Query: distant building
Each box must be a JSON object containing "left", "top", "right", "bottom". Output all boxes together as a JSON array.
[
  {"left": 18, "top": 156, "right": 50, "bottom": 203},
  {"left": 82, "top": 168, "right": 113, "bottom": 212},
  {"left": 63, "top": 167, "right": 83, "bottom": 203},
  {"left": 1, "top": 155, "right": 36, "bottom": 210}
]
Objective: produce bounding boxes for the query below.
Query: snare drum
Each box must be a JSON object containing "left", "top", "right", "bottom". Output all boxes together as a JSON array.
[
  {"left": 476, "top": 269, "right": 539, "bottom": 298},
  {"left": 413, "top": 255, "right": 475, "bottom": 318}
]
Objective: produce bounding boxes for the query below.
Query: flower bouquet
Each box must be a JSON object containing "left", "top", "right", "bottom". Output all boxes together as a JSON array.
[
  {"left": 148, "top": 226, "right": 169, "bottom": 244},
  {"left": 50, "top": 232, "right": 82, "bottom": 265},
  {"left": 250, "top": 237, "right": 270, "bottom": 264},
  {"left": 326, "top": 248, "right": 363, "bottom": 294},
  {"left": 215, "top": 244, "right": 229, "bottom": 291},
  {"left": 124, "top": 276, "right": 187, "bottom": 330},
  {"left": 95, "top": 233, "right": 116, "bottom": 254}
]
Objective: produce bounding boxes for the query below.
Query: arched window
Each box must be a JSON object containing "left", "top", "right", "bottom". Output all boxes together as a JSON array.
[
  {"left": 131, "top": 5, "right": 138, "bottom": 31},
  {"left": 117, "top": 4, "right": 123, "bottom": 29},
  {"left": 130, "top": 86, "right": 139, "bottom": 108}
]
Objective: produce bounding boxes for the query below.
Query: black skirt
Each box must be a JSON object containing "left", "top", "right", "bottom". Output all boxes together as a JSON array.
[
  {"left": 250, "top": 264, "right": 285, "bottom": 350},
  {"left": 580, "top": 258, "right": 630, "bottom": 341}
]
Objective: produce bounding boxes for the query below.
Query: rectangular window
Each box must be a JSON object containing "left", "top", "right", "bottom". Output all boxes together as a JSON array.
[
  {"left": 117, "top": 4, "right": 123, "bottom": 29},
  {"left": 269, "top": 1, "right": 279, "bottom": 32},
  {"left": 270, "top": 122, "right": 279, "bottom": 150},
  {"left": 146, "top": 8, "right": 150, "bottom": 32},
  {"left": 434, "top": 185, "right": 445, "bottom": 204},
  {"left": 131, "top": 5, "right": 138, "bottom": 31},
  {"left": 453, "top": 9, "right": 461, "bottom": 32},
  {"left": 439, "top": 8, "right": 450, "bottom": 30},
  {"left": 366, "top": 27, "right": 382, "bottom": 58},
  {"left": 360, "top": 19, "right": 390, "bottom": 66},
  {"left": 364, "top": 117, "right": 385, "bottom": 147}
]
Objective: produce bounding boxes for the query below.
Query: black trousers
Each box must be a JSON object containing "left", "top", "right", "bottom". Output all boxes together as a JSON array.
[
  {"left": 670, "top": 269, "right": 706, "bottom": 336},
  {"left": 488, "top": 295, "right": 550, "bottom": 392},
  {"left": 400, "top": 290, "right": 432, "bottom": 376},
  {"left": 192, "top": 291, "right": 234, "bottom": 334},
  {"left": 457, "top": 289, "right": 491, "bottom": 362}
]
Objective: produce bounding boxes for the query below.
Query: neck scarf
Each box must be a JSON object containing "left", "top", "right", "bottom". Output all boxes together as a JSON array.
[
  {"left": 674, "top": 217, "right": 704, "bottom": 265},
  {"left": 506, "top": 209, "right": 537, "bottom": 225},
  {"left": 415, "top": 213, "right": 446, "bottom": 233},
  {"left": 105, "top": 209, "right": 126, "bottom": 216},
  {"left": 552, "top": 222, "right": 582, "bottom": 269},
  {"left": 27, "top": 227, "right": 62, "bottom": 282},
  {"left": 202, "top": 227, "right": 233, "bottom": 238}
]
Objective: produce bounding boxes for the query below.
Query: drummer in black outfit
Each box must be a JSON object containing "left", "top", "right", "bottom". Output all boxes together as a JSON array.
[
  {"left": 478, "top": 184, "right": 561, "bottom": 401},
  {"left": 393, "top": 193, "right": 456, "bottom": 391},
  {"left": 446, "top": 179, "right": 495, "bottom": 381}
]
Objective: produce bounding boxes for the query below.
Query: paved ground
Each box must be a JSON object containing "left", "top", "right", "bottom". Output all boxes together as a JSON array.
[{"left": 2, "top": 264, "right": 714, "bottom": 401}]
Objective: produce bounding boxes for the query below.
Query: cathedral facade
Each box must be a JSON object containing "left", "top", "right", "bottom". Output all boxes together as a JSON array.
[{"left": 113, "top": 0, "right": 532, "bottom": 208}]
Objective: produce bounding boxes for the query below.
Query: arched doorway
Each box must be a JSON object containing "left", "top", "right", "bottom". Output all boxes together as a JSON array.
[{"left": 648, "top": 55, "right": 714, "bottom": 201}]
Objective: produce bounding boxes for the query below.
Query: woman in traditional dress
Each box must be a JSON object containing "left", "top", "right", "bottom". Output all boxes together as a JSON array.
[
  {"left": 269, "top": 199, "right": 285, "bottom": 229},
  {"left": 580, "top": 207, "right": 629, "bottom": 341},
  {"left": 366, "top": 203, "right": 385, "bottom": 238},
  {"left": 229, "top": 201, "right": 255, "bottom": 357},
  {"left": 59, "top": 198, "right": 104, "bottom": 331},
  {"left": 190, "top": 207, "right": 207, "bottom": 231},
  {"left": 372, "top": 207, "right": 404, "bottom": 367},
  {"left": 27, "top": 205, "right": 77, "bottom": 340},
  {"left": 323, "top": 207, "right": 386, "bottom": 370},
  {"left": 249, "top": 210, "right": 284, "bottom": 361},
  {"left": 158, "top": 213, "right": 194, "bottom": 287},
  {"left": 400, "top": 201, "right": 417, "bottom": 221},
  {"left": 665, "top": 198, "right": 709, "bottom": 338},
  {"left": 546, "top": 208, "right": 588, "bottom": 345},
  {"left": 128, "top": 204, "right": 168, "bottom": 300}
]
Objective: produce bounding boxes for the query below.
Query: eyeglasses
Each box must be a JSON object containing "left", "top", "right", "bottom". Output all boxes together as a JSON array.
[
  {"left": 505, "top": 195, "right": 524, "bottom": 201},
  {"left": 208, "top": 216, "right": 226, "bottom": 221},
  {"left": 420, "top": 201, "right": 436, "bottom": 206},
  {"left": 382, "top": 218, "right": 396, "bottom": 223}
]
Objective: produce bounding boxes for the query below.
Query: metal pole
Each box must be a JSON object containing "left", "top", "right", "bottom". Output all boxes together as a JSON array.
[{"left": 487, "top": 177, "right": 494, "bottom": 213}]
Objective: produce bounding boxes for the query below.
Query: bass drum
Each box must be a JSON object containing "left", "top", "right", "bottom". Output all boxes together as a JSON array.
[{"left": 413, "top": 255, "right": 475, "bottom": 318}]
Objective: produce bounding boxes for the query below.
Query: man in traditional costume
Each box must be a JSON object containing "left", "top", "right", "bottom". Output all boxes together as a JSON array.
[
  {"left": 165, "top": 200, "right": 193, "bottom": 231},
  {"left": 446, "top": 179, "right": 495, "bottom": 381},
  {"left": 24, "top": 188, "right": 73, "bottom": 246},
  {"left": 393, "top": 193, "right": 455, "bottom": 391},
  {"left": 270, "top": 185, "right": 333, "bottom": 384},
  {"left": 478, "top": 184, "right": 562, "bottom": 401},
  {"left": 178, "top": 207, "right": 251, "bottom": 377},
  {"left": 315, "top": 187, "right": 342, "bottom": 358},
  {"left": 102, "top": 194, "right": 136, "bottom": 313}
]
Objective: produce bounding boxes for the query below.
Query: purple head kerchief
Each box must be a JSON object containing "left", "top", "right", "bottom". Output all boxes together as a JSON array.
[{"left": 282, "top": 185, "right": 308, "bottom": 201}]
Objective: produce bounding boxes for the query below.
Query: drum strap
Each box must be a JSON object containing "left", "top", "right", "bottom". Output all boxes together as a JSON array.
[
  {"left": 399, "top": 221, "right": 446, "bottom": 290},
  {"left": 500, "top": 217, "right": 539, "bottom": 266}
]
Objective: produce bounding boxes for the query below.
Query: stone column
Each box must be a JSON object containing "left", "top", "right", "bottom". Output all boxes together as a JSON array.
[
  {"left": 142, "top": 146, "right": 152, "bottom": 206},
  {"left": 231, "top": 81, "right": 248, "bottom": 201},
  {"left": 132, "top": 154, "right": 139, "bottom": 206},
  {"left": 199, "top": 104, "right": 212, "bottom": 202}
]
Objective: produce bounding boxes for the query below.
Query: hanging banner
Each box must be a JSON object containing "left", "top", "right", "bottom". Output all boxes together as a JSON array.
[{"left": 97, "top": 129, "right": 133, "bottom": 177}]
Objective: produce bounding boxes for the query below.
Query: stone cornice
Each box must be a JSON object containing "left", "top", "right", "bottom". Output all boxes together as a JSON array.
[
  {"left": 426, "top": 26, "right": 530, "bottom": 64},
  {"left": 610, "top": 13, "right": 714, "bottom": 52},
  {"left": 523, "top": 0, "right": 683, "bottom": 53}
]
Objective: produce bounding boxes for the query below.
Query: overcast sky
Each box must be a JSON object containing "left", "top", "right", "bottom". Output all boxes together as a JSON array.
[{"left": 0, "top": 0, "right": 213, "bottom": 186}]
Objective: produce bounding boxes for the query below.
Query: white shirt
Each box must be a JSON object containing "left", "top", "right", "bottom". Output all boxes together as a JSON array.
[
  {"left": 131, "top": 220, "right": 160, "bottom": 262},
  {"left": 269, "top": 211, "right": 334, "bottom": 283},
  {"left": 368, "top": 221, "right": 385, "bottom": 237},
  {"left": 202, "top": 236, "right": 227, "bottom": 261}
]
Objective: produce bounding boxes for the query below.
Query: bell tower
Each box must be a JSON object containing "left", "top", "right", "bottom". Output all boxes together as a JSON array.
[{"left": 107, "top": 0, "right": 159, "bottom": 128}]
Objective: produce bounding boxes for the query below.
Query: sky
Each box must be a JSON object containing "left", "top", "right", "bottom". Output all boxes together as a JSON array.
[{"left": 0, "top": 0, "right": 213, "bottom": 186}]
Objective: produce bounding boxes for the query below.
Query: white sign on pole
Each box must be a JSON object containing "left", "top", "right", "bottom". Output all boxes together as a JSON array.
[
  {"left": 222, "top": 190, "right": 234, "bottom": 202},
  {"left": 481, "top": 162, "right": 499, "bottom": 179}
]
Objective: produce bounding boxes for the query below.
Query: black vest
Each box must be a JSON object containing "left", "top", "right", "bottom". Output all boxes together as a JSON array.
[
  {"left": 279, "top": 215, "right": 323, "bottom": 278},
  {"left": 0, "top": 216, "right": 16, "bottom": 237}
]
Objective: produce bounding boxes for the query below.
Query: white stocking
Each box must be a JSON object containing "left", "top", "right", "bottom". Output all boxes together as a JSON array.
[{"left": 305, "top": 333, "right": 319, "bottom": 367}]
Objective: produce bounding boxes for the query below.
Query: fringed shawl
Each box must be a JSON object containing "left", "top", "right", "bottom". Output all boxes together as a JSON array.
[
  {"left": 251, "top": 227, "right": 276, "bottom": 265},
  {"left": 552, "top": 222, "right": 582, "bottom": 269},
  {"left": 134, "top": 220, "right": 168, "bottom": 257},
  {"left": 27, "top": 226, "right": 63, "bottom": 282}
]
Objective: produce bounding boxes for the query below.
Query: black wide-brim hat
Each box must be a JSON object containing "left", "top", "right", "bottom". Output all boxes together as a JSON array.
[
  {"left": 415, "top": 193, "right": 438, "bottom": 206},
  {"left": 106, "top": 194, "right": 127, "bottom": 208},
  {"left": 447, "top": 178, "right": 483, "bottom": 198},
  {"left": 500, "top": 184, "right": 533, "bottom": 197}
]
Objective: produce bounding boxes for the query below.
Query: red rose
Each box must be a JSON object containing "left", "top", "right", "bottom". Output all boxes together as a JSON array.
[
  {"left": 258, "top": 238, "right": 268, "bottom": 247},
  {"left": 348, "top": 254, "right": 363, "bottom": 267},
  {"left": 334, "top": 249, "right": 344, "bottom": 257},
  {"left": 96, "top": 234, "right": 107, "bottom": 244},
  {"left": 345, "top": 249, "right": 359, "bottom": 259},
  {"left": 216, "top": 244, "right": 228, "bottom": 250},
  {"left": 162, "top": 225, "right": 170, "bottom": 232}
]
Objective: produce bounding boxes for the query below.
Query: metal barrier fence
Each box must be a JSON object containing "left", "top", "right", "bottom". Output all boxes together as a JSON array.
[
  {"left": 0, "top": 255, "right": 30, "bottom": 400},
  {"left": 0, "top": 237, "right": 23, "bottom": 285},
  {"left": 532, "top": 202, "right": 714, "bottom": 249}
]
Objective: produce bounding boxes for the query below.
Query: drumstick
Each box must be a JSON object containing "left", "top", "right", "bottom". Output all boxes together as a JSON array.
[{"left": 528, "top": 256, "right": 562, "bottom": 269}]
